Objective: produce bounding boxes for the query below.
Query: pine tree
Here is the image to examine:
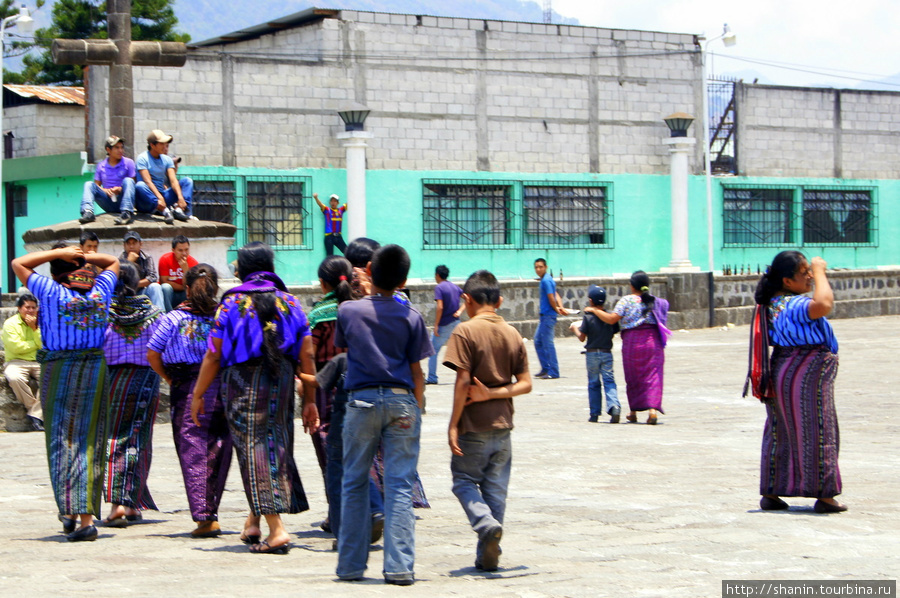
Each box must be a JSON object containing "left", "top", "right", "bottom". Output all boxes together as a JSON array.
[{"left": 12, "top": 0, "right": 189, "bottom": 85}]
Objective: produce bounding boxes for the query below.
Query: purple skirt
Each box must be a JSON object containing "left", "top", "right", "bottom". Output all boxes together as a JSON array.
[
  {"left": 621, "top": 324, "right": 665, "bottom": 413},
  {"left": 761, "top": 345, "right": 841, "bottom": 498}
]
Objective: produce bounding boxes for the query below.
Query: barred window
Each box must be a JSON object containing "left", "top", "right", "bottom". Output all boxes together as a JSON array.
[
  {"left": 803, "top": 189, "right": 872, "bottom": 244},
  {"left": 523, "top": 184, "right": 609, "bottom": 246},
  {"left": 12, "top": 185, "right": 27, "bottom": 217},
  {"left": 247, "top": 179, "right": 309, "bottom": 247},
  {"left": 191, "top": 179, "right": 236, "bottom": 224},
  {"left": 423, "top": 181, "right": 514, "bottom": 247},
  {"left": 723, "top": 188, "right": 794, "bottom": 245}
]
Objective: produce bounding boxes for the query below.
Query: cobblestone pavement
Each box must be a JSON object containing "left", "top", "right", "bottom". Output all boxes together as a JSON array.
[{"left": 1, "top": 316, "right": 897, "bottom": 597}]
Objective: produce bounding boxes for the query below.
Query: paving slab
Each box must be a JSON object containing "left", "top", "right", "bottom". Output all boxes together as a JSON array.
[{"left": 0, "top": 316, "right": 897, "bottom": 597}]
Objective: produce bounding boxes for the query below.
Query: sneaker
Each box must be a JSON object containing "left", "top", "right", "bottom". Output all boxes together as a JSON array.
[
  {"left": 162, "top": 208, "right": 174, "bottom": 225},
  {"left": 588, "top": 415, "right": 598, "bottom": 423},
  {"left": 78, "top": 210, "right": 95, "bottom": 224},
  {"left": 114, "top": 211, "right": 134, "bottom": 225},
  {"left": 477, "top": 525, "right": 502, "bottom": 572},
  {"left": 27, "top": 416, "right": 44, "bottom": 432},
  {"left": 609, "top": 406, "right": 621, "bottom": 424},
  {"left": 172, "top": 207, "right": 189, "bottom": 222},
  {"left": 385, "top": 577, "right": 414, "bottom": 586},
  {"left": 370, "top": 512, "right": 385, "bottom": 544}
]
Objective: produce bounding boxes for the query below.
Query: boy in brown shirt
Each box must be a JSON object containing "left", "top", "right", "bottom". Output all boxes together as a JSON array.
[{"left": 443, "top": 269, "right": 532, "bottom": 572}]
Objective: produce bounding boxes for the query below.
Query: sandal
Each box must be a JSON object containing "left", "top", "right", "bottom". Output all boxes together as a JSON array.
[
  {"left": 240, "top": 532, "right": 261, "bottom": 545},
  {"left": 249, "top": 540, "right": 291, "bottom": 555},
  {"left": 191, "top": 521, "right": 222, "bottom": 538},
  {"left": 625, "top": 413, "right": 638, "bottom": 423}
]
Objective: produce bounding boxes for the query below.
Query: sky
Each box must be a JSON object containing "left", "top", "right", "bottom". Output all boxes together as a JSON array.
[{"left": 552, "top": 0, "right": 900, "bottom": 89}]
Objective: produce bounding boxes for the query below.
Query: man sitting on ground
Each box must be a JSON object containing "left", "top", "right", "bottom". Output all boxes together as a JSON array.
[
  {"left": 2, "top": 293, "right": 43, "bottom": 431},
  {"left": 79, "top": 135, "right": 137, "bottom": 226}
]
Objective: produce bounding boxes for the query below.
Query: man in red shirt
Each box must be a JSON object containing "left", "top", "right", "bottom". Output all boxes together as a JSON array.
[
  {"left": 314, "top": 192, "right": 348, "bottom": 256},
  {"left": 158, "top": 234, "right": 198, "bottom": 311}
]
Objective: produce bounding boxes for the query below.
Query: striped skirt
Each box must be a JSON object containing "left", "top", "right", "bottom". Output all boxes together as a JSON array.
[
  {"left": 222, "top": 359, "right": 309, "bottom": 515},
  {"left": 168, "top": 363, "right": 233, "bottom": 522},
  {"left": 38, "top": 348, "right": 108, "bottom": 517},
  {"left": 105, "top": 364, "right": 161, "bottom": 510},
  {"left": 621, "top": 324, "right": 666, "bottom": 413},
  {"left": 761, "top": 344, "right": 841, "bottom": 498}
]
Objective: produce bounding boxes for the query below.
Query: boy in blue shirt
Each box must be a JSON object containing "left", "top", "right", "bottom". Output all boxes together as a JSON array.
[
  {"left": 570, "top": 285, "right": 620, "bottom": 423},
  {"left": 334, "top": 244, "right": 433, "bottom": 586}
]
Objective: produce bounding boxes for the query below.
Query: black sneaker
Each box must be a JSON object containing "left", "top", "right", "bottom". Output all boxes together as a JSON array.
[
  {"left": 162, "top": 209, "right": 175, "bottom": 225},
  {"left": 609, "top": 407, "right": 621, "bottom": 424},
  {"left": 385, "top": 578, "right": 414, "bottom": 586},
  {"left": 172, "top": 207, "right": 189, "bottom": 222},
  {"left": 27, "top": 416, "right": 44, "bottom": 432},
  {"left": 477, "top": 525, "right": 502, "bottom": 571},
  {"left": 114, "top": 211, "right": 134, "bottom": 225},
  {"left": 78, "top": 210, "right": 95, "bottom": 224},
  {"left": 588, "top": 415, "right": 599, "bottom": 423}
]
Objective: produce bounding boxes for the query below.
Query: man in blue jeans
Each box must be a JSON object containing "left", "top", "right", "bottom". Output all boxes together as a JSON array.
[
  {"left": 533, "top": 258, "right": 566, "bottom": 379},
  {"left": 570, "top": 285, "right": 621, "bottom": 423},
  {"left": 79, "top": 135, "right": 137, "bottom": 225},
  {"left": 426, "top": 264, "right": 463, "bottom": 385},
  {"left": 334, "top": 244, "right": 433, "bottom": 586},
  {"left": 134, "top": 129, "right": 193, "bottom": 225}
]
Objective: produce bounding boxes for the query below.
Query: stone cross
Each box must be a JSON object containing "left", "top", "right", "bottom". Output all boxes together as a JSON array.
[{"left": 51, "top": 0, "right": 187, "bottom": 158}]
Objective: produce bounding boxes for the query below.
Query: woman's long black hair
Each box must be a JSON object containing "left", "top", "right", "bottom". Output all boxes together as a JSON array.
[
  {"left": 237, "top": 242, "right": 283, "bottom": 376},
  {"left": 317, "top": 256, "right": 354, "bottom": 304},
  {"left": 115, "top": 261, "right": 140, "bottom": 299},
  {"left": 185, "top": 264, "right": 219, "bottom": 316},
  {"left": 754, "top": 250, "right": 806, "bottom": 305},
  {"left": 630, "top": 270, "right": 655, "bottom": 316}
]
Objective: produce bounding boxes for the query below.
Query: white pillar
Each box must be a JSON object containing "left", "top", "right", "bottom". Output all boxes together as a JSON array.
[
  {"left": 661, "top": 136, "right": 700, "bottom": 273},
  {"left": 336, "top": 131, "right": 372, "bottom": 242}
]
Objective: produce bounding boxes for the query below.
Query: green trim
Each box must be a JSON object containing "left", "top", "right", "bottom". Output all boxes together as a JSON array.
[{"left": 2, "top": 152, "right": 90, "bottom": 183}]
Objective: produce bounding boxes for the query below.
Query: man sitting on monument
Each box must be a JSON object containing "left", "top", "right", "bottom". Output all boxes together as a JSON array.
[
  {"left": 120, "top": 231, "right": 165, "bottom": 311},
  {"left": 79, "top": 135, "right": 137, "bottom": 225},
  {"left": 135, "top": 129, "right": 193, "bottom": 225},
  {"left": 158, "top": 234, "right": 198, "bottom": 311}
]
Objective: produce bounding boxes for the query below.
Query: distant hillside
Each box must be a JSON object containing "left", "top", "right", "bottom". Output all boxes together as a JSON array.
[{"left": 174, "top": 0, "right": 577, "bottom": 44}]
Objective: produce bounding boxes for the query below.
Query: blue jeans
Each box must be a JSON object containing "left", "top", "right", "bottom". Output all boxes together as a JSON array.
[
  {"left": 80, "top": 178, "right": 136, "bottom": 214},
  {"left": 140, "top": 283, "right": 165, "bottom": 312},
  {"left": 534, "top": 313, "right": 559, "bottom": 377},
  {"left": 586, "top": 352, "right": 620, "bottom": 416},
  {"left": 161, "top": 284, "right": 186, "bottom": 312},
  {"left": 326, "top": 395, "right": 385, "bottom": 540},
  {"left": 426, "top": 320, "right": 459, "bottom": 383},
  {"left": 451, "top": 429, "right": 511, "bottom": 545},
  {"left": 338, "top": 387, "right": 421, "bottom": 582},
  {"left": 134, "top": 177, "right": 194, "bottom": 216}
]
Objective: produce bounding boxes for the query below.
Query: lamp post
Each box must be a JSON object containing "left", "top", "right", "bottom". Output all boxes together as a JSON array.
[
  {"left": 336, "top": 106, "right": 372, "bottom": 242},
  {"left": 661, "top": 112, "right": 699, "bottom": 272},
  {"left": 701, "top": 23, "right": 736, "bottom": 273},
  {"left": 1, "top": 4, "right": 34, "bottom": 293}
]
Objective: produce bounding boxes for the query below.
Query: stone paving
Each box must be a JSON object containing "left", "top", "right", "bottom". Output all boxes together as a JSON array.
[{"left": 0, "top": 316, "right": 897, "bottom": 597}]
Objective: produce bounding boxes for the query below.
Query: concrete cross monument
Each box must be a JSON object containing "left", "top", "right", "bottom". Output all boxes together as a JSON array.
[{"left": 51, "top": 0, "right": 187, "bottom": 158}]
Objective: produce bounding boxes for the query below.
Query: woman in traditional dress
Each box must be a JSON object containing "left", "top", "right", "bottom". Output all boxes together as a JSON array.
[
  {"left": 753, "top": 251, "right": 846, "bottom": 513},
  {"left": 585, "top": 271, "right": 670, "bottom": 424},
  {"left": 102, "top": 261, "right": 163, "bottom": 526},
  {"left": 191, "top": 242, "right": 319, "bottom": 554},
  {"left": 12, "top": 243, "right": 119, "bottom": 542},
  {"left": 147, "top": 264, "right": 232, "bottom": 537}
]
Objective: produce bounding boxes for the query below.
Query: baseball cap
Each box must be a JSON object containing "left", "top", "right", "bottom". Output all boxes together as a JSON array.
[
  {"left": 123, "top": 231, "right": 142, "bottom": 242},
  {"left": 588, "top": 285, "right": 607, "bottom": 306},
  {"left": 147, "top": 129, "right": 174, "bottom": 144},
  {"left": 329, "top": 194, "right": 340, "bottom": 200},
  {"left": 104, "top": 135, "right": 125, "bottom": 148}
]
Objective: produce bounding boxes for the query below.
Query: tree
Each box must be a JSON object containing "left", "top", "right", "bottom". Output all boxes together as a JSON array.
[{"left": 13, "top": 0, "right": 189, "bottom": 85}]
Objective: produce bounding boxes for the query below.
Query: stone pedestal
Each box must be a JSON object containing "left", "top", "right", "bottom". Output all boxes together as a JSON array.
[
  {"left": 21, "top": 213, "right": 237, "bottom": 280},
  {"left": 663, "top": 136, "right": 697, "bottom": 272}
]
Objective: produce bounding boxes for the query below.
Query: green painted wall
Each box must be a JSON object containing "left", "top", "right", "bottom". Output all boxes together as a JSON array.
[{"left": 5, "top": 163, "right": 897, "bottom": 288}]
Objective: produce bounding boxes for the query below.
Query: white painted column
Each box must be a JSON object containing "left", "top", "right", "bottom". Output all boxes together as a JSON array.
[
  {"left": 661, "top": 136, "right": 700, "bottom": 273},
  {"left": 337, "top": 131, "right": 372, "bottom": 242}
]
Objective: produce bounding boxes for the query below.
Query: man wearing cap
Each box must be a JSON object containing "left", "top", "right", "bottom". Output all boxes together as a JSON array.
[
  {"left": 314, "top": 192, "right": 348, "bottom": 255},
  {"left": 119, "top": 231, "right": 164, "bottom": 310},
  {"left": 79, "top": 135, "right": 137, "bottom": 225},
  {"left": 134, "top": 129, "right": 193, "bottom": 225}
]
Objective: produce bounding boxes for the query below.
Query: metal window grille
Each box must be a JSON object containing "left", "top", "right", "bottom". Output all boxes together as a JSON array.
[
  {"left": 723, "top": 187, "right": 795, "bottom": 245},
  {"left": 802, "top": 189, "right": 874, "bottom": 244},
  {"left": 12, "top": 185, "right": 27, "bottom": 217},
  {"left": 423, "top": 180, "right": 514, "bottom": 247},
  {"left": 708, "top": 76, "right": 738, "bottom": 174},
  {"left": 523, "top": 183, "right": 610, "bottom": 246},
  {"left": 246, "top": 178, "right": 309, "bottom": 248},
  {"left": 191, "top": 178, "right": 236, "bottom": 224}
]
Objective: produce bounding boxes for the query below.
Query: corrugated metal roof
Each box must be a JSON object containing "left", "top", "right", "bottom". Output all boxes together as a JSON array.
[{"left": 3, "top": 84, "right": 85, "bottom": 105}]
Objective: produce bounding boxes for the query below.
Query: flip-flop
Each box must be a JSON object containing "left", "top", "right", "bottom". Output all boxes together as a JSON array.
[
  {"left": 240, "top": 533, "right": 261, "bottom": 545},
  {"left": 250, "top": 540, "right": 291, "bottom": 555}
]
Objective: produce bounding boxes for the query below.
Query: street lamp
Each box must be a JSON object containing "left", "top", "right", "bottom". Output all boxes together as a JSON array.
[
  {"left": 701, "top": 23, "right": 736, "bottom": 273},
  {"left": 336, "top": 105, "right": 372, "bottom": 241},
  {"left": 1, "top": 4, "right": 34, "bottom": 293}
]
